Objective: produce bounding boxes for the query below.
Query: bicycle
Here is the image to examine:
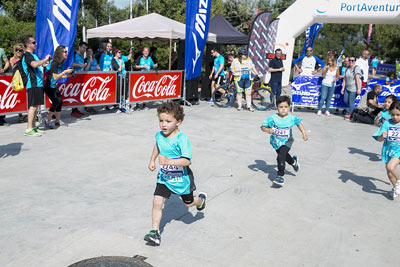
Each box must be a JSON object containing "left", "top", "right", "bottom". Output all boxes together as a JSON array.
[{"left": 212, "top": 75, "right": 273, "bottom": 110}]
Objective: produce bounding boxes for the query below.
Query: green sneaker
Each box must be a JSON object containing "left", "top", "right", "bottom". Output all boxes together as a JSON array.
[
  {"left": 24, "top": 129, "right": 41, "bottom": 137},
  {"left": 33, "top": 127, "right": 45, "bottom": 134},
  {"left": 144, "top": 229, "right": 161, "bottom": 245},
  {"left": 196, "top": 192, "right": 207, "bottom": 211}
]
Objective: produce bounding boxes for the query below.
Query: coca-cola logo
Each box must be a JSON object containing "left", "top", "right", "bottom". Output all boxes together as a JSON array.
[
  {"left": 58, "top": 76, "right": 113, "bottom": 103},
  {"left": 132, "top": 74, "right": 180, "bottom": 99},
  {"left": 0, "top": 80, "right": 20, "bottom": 110}
]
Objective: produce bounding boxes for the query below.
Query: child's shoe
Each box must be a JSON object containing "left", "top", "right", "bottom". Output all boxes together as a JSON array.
[
  {"left": 389, "top": 188, "right": 399, "bottom": 200},
  {"left": 325, "top": 111, "right": 331, "bottom": 116},
  {"left": 317, "top": 110, "right": 322, "bottom": 116},
  {"left": 273, "top": 177, "right": 284, "bottom": 186},
  {"left": 144, "top": 229, "right": 161, "bottom": 245},
  {"left": 196, "top": 192, "right": 207, "bottom": 211},
  {"left": 292, "top": 156, "right": 300, "bottom": 172}
]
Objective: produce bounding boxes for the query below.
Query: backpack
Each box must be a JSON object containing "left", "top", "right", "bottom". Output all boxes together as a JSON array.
[{"left": 11, "top": 55, "right": 28, "bottom": 91}]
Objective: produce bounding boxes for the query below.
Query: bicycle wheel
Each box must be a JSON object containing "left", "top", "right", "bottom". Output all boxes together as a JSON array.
[
  {"left": 252, "top": 88, "right": 272, "bottom": 111},
  {"left": 213, "top": 83, "right": 236, "bottom": 108}
]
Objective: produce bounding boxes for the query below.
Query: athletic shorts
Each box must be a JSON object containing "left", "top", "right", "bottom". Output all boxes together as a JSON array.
[
  {"left": 234, "top": 79, "right": 252, "bottom": 94},
  {"left": 212, "top": 75, "right": 224, "bottom": 86},
  {"left": 27, "top": 87, "right": 44, "bottom": 107},
  {"left": 153, "top": 167, "right": 196, "bottom": 204}
]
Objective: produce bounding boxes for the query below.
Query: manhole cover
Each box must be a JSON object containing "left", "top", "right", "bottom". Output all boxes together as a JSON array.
[{"left": 68, "top": 255, "right": 153, "bottom": 267}]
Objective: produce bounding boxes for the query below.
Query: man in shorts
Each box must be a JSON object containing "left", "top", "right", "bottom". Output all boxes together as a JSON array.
[
  {"left": 22, "top": 35, "right": 51, "bottom": 136},
  {"left": 208, "top": 48, "right": 225, "bottom": 102}
]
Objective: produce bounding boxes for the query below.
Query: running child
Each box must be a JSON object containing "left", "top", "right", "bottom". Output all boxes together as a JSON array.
[
  {"left": 145, "top": 102, "right": 206, "bottom": 245},
  {"left": 374, "top": 95, "right": 397, "bottom": 126},
  {"left": 261, "top": 96, "right": 308, "bottom": 186},
  {"left": 373, "top": 100, "right": 400, "bottom": 199}
]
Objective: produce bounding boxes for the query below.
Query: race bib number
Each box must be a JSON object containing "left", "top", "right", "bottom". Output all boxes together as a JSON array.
[
  {"left": 160, "top": 165, "right": 184, "bottom": 183},
  {"left": 273, "top": 126, "right": 290, "bottom": 139},
  {"left": 388, "top": 127, "right": 400, "bottom": 142}
]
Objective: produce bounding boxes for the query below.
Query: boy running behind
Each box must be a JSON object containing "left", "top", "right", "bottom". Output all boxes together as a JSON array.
[{"left": 145, "top": 102, "right": 206, "bottom": 245}]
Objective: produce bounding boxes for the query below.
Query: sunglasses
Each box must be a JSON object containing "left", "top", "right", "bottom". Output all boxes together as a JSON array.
[
  {"left": 16, "top": 49, "right": 23, "bottom": 52},
  {"left": 63, "top": 51, "right": 68, "bottom": 54},
  {"left": 30, "top": 41, "right": 36, "bottom": 45},
  {"left": 349, "top": 59, "right": 355, "bottom": 62},
  {"left": 306, "top": 50, "right": 313, "bottom": 52}
]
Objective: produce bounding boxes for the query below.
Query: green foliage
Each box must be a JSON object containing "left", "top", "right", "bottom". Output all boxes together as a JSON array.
[
  {"left": 0, "top": 0, "right": 36, "bottom": 22},
  {"left": 0, "top": 16, "right": 35, "bottom": 56}
]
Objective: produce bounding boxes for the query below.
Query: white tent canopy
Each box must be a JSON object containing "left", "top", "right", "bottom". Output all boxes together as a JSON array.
[{"left": 87, "top": 13, "right": 217, "bottom": 42}]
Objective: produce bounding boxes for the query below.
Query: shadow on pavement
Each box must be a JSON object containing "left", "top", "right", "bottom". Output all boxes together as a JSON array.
[
  {"left": 248, "top": 159, "right": 295, "bottom": 186},
  {"left": 338, "top": 170, "right": 391, "bottom": 198},
  {"left": 348, "top": 147, "right": 380, "bottom": 162},
  {"left": 0, "top": 142, "right": 24, "bottom": 158},
  {"left": 159, "top": 194, "right": 204, "bottom": 234}
]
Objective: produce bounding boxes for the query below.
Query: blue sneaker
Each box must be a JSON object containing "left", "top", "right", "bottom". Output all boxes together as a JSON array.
[
  {"left": 196, "top": 192, "right": 207, "bottom": 211},
  {"left": 206, "top": 99, "right": 213, "bottom": 103},
  {"left": 144, "top": 229, "right": 161, "bottom": 245},
  {"left": 292, "top": 156, "right": 300, "bottom": 172},
  {"left": 273, "top": 177, "right": 284, "bottom": 186}
]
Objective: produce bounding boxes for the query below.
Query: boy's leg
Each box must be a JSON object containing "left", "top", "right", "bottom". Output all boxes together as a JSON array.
[
  {"left": 276, "top": 146, "right": 291, "bottom": 177},
  {"left": 285, "top": 150, "right": 295, "bottom": 165},
  {"left": 386, "top": 158, "right": 400, "bottom": 187},
  {"left": 152, "top": 195, "right": 166, "bottom": 230}
]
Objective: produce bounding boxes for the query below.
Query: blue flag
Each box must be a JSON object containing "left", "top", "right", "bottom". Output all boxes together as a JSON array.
[
  {"left": 301, "top": 23, "right": 322, "bottom": 57},
  {"left": 36, "top": 0, "right": 80, "bottom": 70},
  {"left": 185, "top": 0, "right": 212, "bottom": 80}
]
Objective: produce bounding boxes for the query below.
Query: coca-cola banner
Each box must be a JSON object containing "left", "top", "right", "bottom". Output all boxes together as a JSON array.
[
  {"left": 0, "top": 75, "right": 28, "bottom": 115},
  {"left": 45, "top": 72, "right": 117, "bottom": 108},
  {"left": 129, "top": 71, "right": 182, "bottom": 103}
]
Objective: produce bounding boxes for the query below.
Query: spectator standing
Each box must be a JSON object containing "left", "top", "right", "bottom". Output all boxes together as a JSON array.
[
  {"left": 355, "top": 49, "right": 370, "bottom": 87},
  {"left": 21, "top": 35, "right": 51, "bottom": 136},
  {"left": 99, "top": 42, "right": 113, "bottom": 71},
  {"left": 10, "top": 43, "right": 25, "bottom": 123},
  {"left": 317, "top": 57, "right": 339, "bottom": 116},
  {"left": 293, "top": 47, "right": 325, "bottom": 76},
  {"left": 85, "top": 48, "right": 100, "bottom": 71},
  {"left": 44, "top": 45, "right": 74, "bottom": 128},
  {"left": 268, "top": 48, "right": 285, "bottom": 108},
  {"left": 150, "top": 47, "right": 158, "bottom": 68},
  {"left": 134, "top": 45, "right": 144, "bottom": 62},
  {"left": 371, "top": 55, "right": 378, "bottom": 77},
  {"left": 112, "top": 47, "right": 133, "bottom": 109},
  {"left": 396, "top": 58, "right": 400, "bottom": 80},
  {"left": 171, "top": 51, "right": 178, "bottom": 70},
  {"left": 0, "top": 47, "right": 10, "bottom": 126},
  {"left": 207, "top": 48, "right": 225, "bottom": 102},
  {"left": 72, "top": 41, "right": 89, "bottom": 117},
  {"left": 339, "top": 57, "right": 349, "bottom": 78},
  {"left": 341, "top": 56, "right": 362, "bottom": 120},
  {"left": 134, "top": 47, "right": 158, "bottom": 71}
]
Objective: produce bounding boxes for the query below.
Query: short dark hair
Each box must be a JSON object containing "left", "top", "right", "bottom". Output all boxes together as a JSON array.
[
  {"left": 22, "top": 34, "right": 34, "bottom": 47},
  {"left": 275, "top": 48, "right": 282, "bottom": 53},
  {"left": 389, "top": 100, "right": 400, "bottom": 112},
  {"left": 276, "top": 95, "right": 291, "bottom": 106},
  {"left": 157, "top": 102, "right": 185, "bottom": 121},
  {"left": 372, "top": 84, "right": 382, "bottom": 91},
  {"left": 211, "top": 48, "right": 219, "bottom": 54},
  {"left": 386, "top": 95, "right": 397, "bottom": 103},
  {"left": 79, "top": 41, "right": 88, "bottom": 47}
]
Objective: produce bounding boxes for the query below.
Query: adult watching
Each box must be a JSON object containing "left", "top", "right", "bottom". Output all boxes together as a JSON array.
[
  {"left": 341, "top": 56, "right": 362, "bottom": 121},
  {"left": 44, "top": 45, "right": 74, "bottom": 128},
  {"left": 10, "top": 43, "right": 25, "bottom": 124},
  {"left": 85, "top": 48, "right": 100, "bottom": 71},
  {"left": 99, "top": 42, "right": 113, "bottom": 71},
  {"left": 317, "top": 57, "right": 339, "bottom": 116},
  {"left": 0, "top": 46, "right": 10, "bottom": 126},
  {"left": 268, "top": 48, "right": 284, "bottom": 108},
  {"left": 72, "top": 41, "right": 89, "bottom": 71},
  {"left": 134, "top": 47, "right": 158, "bottom": 71},
  {"left": 356, "top": 49, "right": 369, "bottom": 88},
  {"left": 293, "top": 46, "right": 325, "bottom": 76},
  {"left": 353, "top": 84, "right": 383, "bottom": 124},
  {"left": 208, "top": 48, "right": 225, "bottom": 102},
  {"left": 22, "top": 34, "right": 51, "bottom": 136}
]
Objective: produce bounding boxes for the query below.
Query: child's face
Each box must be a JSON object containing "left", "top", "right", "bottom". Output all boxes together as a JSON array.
[
  {"left": 384, "top": 98, "right": 393, "bottom": 110},
  {"left": 158, "top": 112, "right": 181, "bottom": 137},
  {"left": 390, "top": 108, "right": 400, "bottom": 123},
  {"left": 390, "top": 74, "right": 395, "bottom": 80},
  {"left": 277, "top": 102, "right": 290, "bottom": 117}
]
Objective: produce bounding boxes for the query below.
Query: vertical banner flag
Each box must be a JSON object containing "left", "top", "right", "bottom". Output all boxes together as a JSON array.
[
  {"left": 301, "top": 23, "right": 323, "bottom": 57},
  {"left": 185, "top": 0, "right": 212, "bottom": 80},
  {"left": 366, "top": 24, "right": 373, "bottom": 50},
  {"left": 248, "top": 11, "right": 272, "bottom": 74},
  {"left": 36, "top": 0, "right": 80, "bottom": 71}
]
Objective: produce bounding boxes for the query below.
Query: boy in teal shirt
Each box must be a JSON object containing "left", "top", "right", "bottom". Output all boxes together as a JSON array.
[
  {"left": 145, "top": 102, "right": 206, "bottom": 245},
  {"left": 261, "top": 96, "right": 308, "bottom": 186}
]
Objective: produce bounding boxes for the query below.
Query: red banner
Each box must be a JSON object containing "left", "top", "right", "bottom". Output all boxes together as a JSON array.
[
  {"left": 45, "top": 72, "right": 117, "bottom": 108},
  {"left": 0, "top": 75, "right": 28, "bottom": 115},
  {"left": 129, "top": 71, "right": 182, "bottom": 103}
]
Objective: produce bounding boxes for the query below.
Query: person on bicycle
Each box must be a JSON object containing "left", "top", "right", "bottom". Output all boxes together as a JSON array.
[{"left": 231, "top": 48, "right": 258, "bottom": 111}]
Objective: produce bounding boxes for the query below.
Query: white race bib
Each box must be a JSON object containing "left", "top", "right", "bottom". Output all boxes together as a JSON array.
[
  {"left": 273, "top": 126, "right": 290, "bottom": 139},
  {"left": 160, "top": 165, "right": 184, "bottom": 183},
  {"left": 388, "top": 126, "right": 400, "bottom": 142}
]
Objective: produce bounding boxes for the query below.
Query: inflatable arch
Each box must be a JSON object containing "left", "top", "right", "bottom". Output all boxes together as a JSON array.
[{"left": 274, "top": 0, "right": 400, "bottom": 86}]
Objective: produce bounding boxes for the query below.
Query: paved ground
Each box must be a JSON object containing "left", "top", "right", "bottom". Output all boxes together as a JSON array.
[{"left": 1, "top": 102, "right": 399, "bottom": 267}]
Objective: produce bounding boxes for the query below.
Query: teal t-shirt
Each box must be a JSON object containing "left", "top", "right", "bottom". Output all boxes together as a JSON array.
[
  {"left": 0, "top": 48, "right": 6, "bottom": 69},
  {"left": 213, "top": 55, "right": 225, "bottom": 76},
  {"left": 139, "top": 56, "right": 154, "bottom": 71},
  {"left": 373, "top": 120, "right": 400, "bottom": 163},
  {"left": 156, "top": 131, "right": 193, "bottom": 195},
  {"left": 262, "top": 113, "right": 303, "bottom": 150},
  {"left": 375, "top": 109, "right": 391, "bottom": 125}
]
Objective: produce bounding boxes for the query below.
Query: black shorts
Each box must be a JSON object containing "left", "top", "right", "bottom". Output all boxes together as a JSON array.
[
  {"left": 154, "top": 167, "right": 196, "bottom": 204},
  {"left": 27, "top": 87, "right": 44, "bottom": 107},
  {"left": 212, "top": 75, "right": 225, "bottom": 86}
]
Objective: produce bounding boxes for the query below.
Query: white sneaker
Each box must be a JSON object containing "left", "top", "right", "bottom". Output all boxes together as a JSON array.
[
  {"left": 325, "top": 111, "right": 331, "bottom": 116},
  {"left": 389, "top": 188, "right": 399, "bottom": 200},
  {"left": 317, "top": 110, "right": 322, "bottom": 116},
  {"left": 395, "top": 181, "right": 400, "bottom": 195}
]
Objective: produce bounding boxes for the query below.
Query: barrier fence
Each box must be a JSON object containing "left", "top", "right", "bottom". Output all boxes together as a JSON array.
[
  {"left": 291, "top": 75, "right": 400, "bottom": 112},
  {"left": 0, "top": 70, "right": 185, "bottom": 116}
]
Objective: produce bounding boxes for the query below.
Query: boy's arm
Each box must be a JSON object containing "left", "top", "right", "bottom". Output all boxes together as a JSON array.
[
  {"left": 374, "top": 113, "right": 381, "bottom": 125},
  {"left": 148, "top": 144, "right": 160, "bottom": 171},
  {"left": 261, "top": 126, "right": 274, "bottom": 134},
  {"left": 377, "top": 132, "right": 387, "bottom": 142},
  {"left": 158, "top": 156, "right": 190, "bottom": 167},
  {"left": 297, "top": 123, "right": 308, "bottom": 141}
]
